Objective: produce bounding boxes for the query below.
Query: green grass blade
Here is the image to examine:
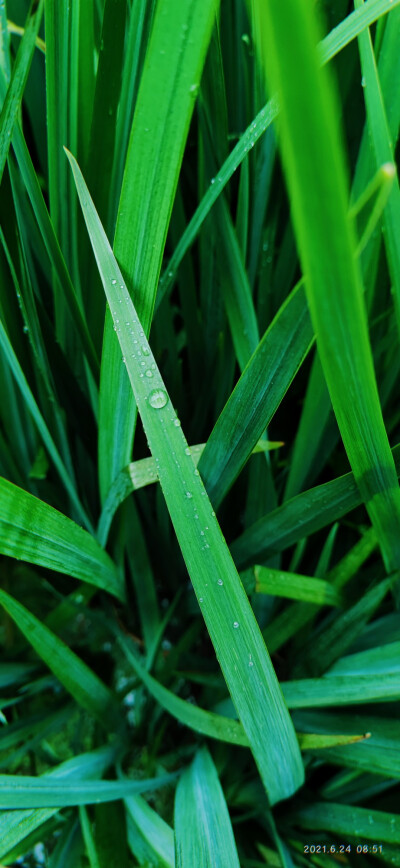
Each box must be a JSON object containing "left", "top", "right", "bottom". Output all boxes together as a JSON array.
[
  {"left": 0, "top": 0, "right": 10, "bottom": 81},
  {"left": 0, "top": 772, "right": 175, "bottom": 809},
  {"left": 292, "top": 802, "right": 400, "bottom": 845},
  {"left": 157, "top": 0, "right": 400, "bottom": 306},
  {"left": 80, "top": 806, "right": 101, "bottom": 868},
  {"left": 174, "top": 747, "right": 240, "bottom": 868},
  {"left": 253, "top": 566, "right": 343, "bottom": 607},
  {"left": 118, "top": 630, "right": 249, "bottom": 748},
  {"left": 67, "top": 148, "right": 304, "bottom": 804},
  {"left": 98, "top": 0, "right": 219, "bottom": 501},
  {"left": 0, "top": 589, "right": 119, "bottom": 727},
  {"left": 0, "top": 0, "right": 44, "bottom": 184},
  {"left": 231, "top": 444, "right": 400, "bottom": 569},
  {"left": 293, "top": 709, "right": 400, "bottom": 779},
  {"left": 355, "top": 0, "right": 400, "bottom": 335},
  {"left": 282, "top": 673, "right": 400, "bottom": 708},
  {"left": 0, "top": 746, "right": 117, "bottom": 861},
  {"left": 0, "top": 316, "right": 92, "bottom": 528},
  {"left": 0, "top": 476, "right": 122, "bottom": 598},
  {"left": 0, "top": 63, "right": 99, "bottom": 375},
  {"left": 295, "top": 577, "right": 391, "bottom": 676},
  {"left": 198, "top": 281, "right": 313, "bottom": 508},
  {"left": 125, "top": 793, "right": 175, "bottom": 868},
  {"left": 252, "top": 0, "right": 400, "bottom": 574}
]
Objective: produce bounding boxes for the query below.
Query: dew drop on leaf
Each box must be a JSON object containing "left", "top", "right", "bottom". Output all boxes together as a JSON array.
[{"left": 149, "top": 389, "right": 168, "bottom": 409}]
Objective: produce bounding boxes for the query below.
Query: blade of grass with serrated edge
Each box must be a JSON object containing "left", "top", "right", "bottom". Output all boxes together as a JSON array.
[
  {"left": 98, "top": 0, "right": 219, "bottom": 503},
  {"left": 67, "top": 148, "right": 304, "bottom": 805},
  {"left": 0, "top": 746, "right": 117, "bottom": 861},
  {"left": 174, "top": 747, "right": 240, "bottom": 868},
  {"left": 156, "top": 0, "right": 400, "bottom": 308},
  {"left": 125, "top": 793, "right": 175, "bottom": 868},
  {"left": 0, "top": 0, "right": 44, "bottom": 185},
  {"left": 252, "top": 0, "right": 400, "bottom": 575},
  {"left": 292, "top": 802, "right": 400, "bottom": 845},
  {"left": 0, "top": 477, "right": 122, "bottom": 599},
  {"left": 231, "top": 443, "right": 400, "bottom": 570},
  {"left": 0, "top": 589, "right": 120, "bottom": 728}
]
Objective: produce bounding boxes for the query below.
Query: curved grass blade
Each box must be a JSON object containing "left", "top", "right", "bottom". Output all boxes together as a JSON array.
[
  {"left": 157, "top": 0, "right": 400, "bottom": 307},
  {"left": 98, "top": 0, "right": 219, "bottom": 502},
  {"left": 174, "top": 747, "right": 240, "bottom": 868},
  {"left": 0, "top": 746, "right": 117, "bottom": 861},
  {"left": 231, "top": 443, "right": 400, "bottom": 570},
  {"left": 67, "top": 148, "right": 304, "bottom": 804},
  {"left": 252, "top": 0, "right": 400, "bottom": 575},
  {"left": 0, "top": 589, "right": 120, "bottom": 727},
  {"left": 125, "top": 793, "right": 175, "bottom": 868},
  {"left": 118, "top": 629, "right": 249, "bottom": 748},
  {"left": 0, "top": 0, "right": 44, "bottom": 185},
  {"left": 0, "top": 476, "right": 122, "bottom": 599}
]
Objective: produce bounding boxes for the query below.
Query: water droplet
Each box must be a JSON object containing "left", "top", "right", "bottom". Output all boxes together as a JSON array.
[
  {"left": 142, "top": 346, "right": 150, "bottom": 356},
  {"left": 233, "top": 621, "right": 239, "bottom": 629},
  {"left": 210, "top": 178, "right": 215, "bottom": 184},
  {"left": 111, "top": 279, "right": 117, "bottom": 284},
  {"left": 194, "top": 468, "right": 199, "bottom": 476},
  {"left": 174, "top": 419, "right": 181, "bottom": 427},
  {"left": 186, "top": 491, "right": 193, "bottom": 499},
  {"left": 217, "top": 579, "right": 223, "bottom": 586},
  {"left": 199, "top": 597, "right": 203, "bottom": 603},
  {"left": 145, "top": 370, "right": 153, "bottom": 378},
  {"left": 249, "top": 655, "right": 254, "bottom": 668},
  {"left": 149, "top": 389, "right": 168, "bottom": 409},
  {"left": 361, "top": 76, "right": 366, "bottom": 87},
  {"left": 185, "top": 447, "right": 191, "bottom": 455}
]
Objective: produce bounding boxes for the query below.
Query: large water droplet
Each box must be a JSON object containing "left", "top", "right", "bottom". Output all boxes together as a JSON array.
[
  {"left": 142, "top": 346, "right": 150, "bottom": 356},
  {"left": 145, "top": 370, "right": 153, "bottom": 378},
  {"left": 149, "top": 389, "right": 168, "bottom": 409},
  {"left": 217, "top": 579, "right": 223, "bottom": 586},
  {"left": 174, "top": 419, "right": 181, "bottom": 427},
  {"left": 233, "top": 621, "right": 239, "bottom": 629}
]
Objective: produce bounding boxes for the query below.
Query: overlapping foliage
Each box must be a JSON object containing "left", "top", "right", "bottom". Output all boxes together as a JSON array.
[{"left": 0, "top": 0, "right": 400, "bottom": 865}]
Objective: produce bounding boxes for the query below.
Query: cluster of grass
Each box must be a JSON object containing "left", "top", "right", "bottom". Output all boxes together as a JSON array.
[{"left": 0, "top": 0, "right": 400, "bottom": 864}]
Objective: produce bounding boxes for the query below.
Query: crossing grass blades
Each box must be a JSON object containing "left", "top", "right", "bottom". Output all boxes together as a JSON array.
[{"left": 0, "top": 0, "right": 400, "bottom": 865}]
